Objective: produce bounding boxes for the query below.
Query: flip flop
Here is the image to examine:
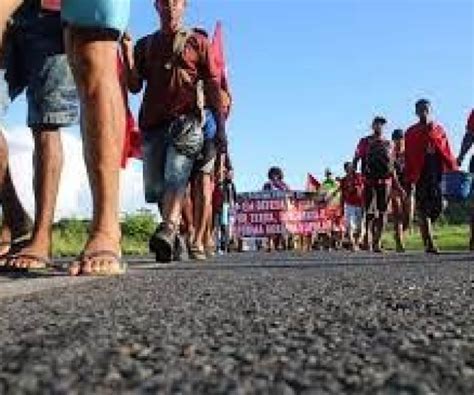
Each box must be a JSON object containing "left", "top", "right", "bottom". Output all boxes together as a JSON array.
[
  {"left": 0, "top": 242, "right": 12, "bottom": 265},
  {"left": 189, "top": 245, "right": 207, "bottom": 261},
  {"left": 72, "top": 250, "right": 127, "bottom": 276},
  {"left": 0, "top": 232, "right": 32, "bottom": 258},
  {"left": 3, "top": 253, "right": 52, "bottom": 273}
]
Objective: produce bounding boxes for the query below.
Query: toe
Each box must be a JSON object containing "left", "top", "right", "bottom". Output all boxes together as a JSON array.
[
  {"left": 68, "top": 261, "right": 81, "bottom": 276},
  {"left": 82, "top": 259, "right": 94, "bottom": 275}
]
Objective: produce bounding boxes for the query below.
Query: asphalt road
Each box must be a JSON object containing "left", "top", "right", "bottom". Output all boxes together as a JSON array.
[{"left": 0, "top": 251, "right": 473, "bottom": 394}]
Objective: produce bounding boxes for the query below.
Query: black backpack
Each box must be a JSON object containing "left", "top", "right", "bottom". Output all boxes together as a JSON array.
[{"left": 364, "top": 138, "right": 393, "bottom": 180}]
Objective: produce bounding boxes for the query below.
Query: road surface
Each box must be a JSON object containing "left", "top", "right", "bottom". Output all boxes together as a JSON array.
[{"left": 0, "top": 251, "right": 473, "bottom": 394}]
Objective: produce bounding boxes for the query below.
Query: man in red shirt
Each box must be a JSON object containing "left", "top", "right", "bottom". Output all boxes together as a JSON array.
[
  {"left": 353, "top": 116, "right": 394, "bottom": 253},
  {"left": 457, "top": 108, "right": 474, "bottom": 249},
  {"left": 405, "top": 99, "right": 457, "bottom": 254},
  {"left": 340, "top": 162, "right": 365, "bottom": 251},
  {"left": 122, "top": 0, "right": 227, "bottom": 262}
]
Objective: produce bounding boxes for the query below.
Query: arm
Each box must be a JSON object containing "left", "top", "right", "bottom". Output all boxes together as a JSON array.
[
  {"left": 0, "top": 0, "right": 22, "bottom": 51},
  {"left": 352, "top": 139, "right": 364, "bottom": 171},
  {"left": 200, "top": 39, "right": 228, "bottom": 153},
  {"left": 457, "top": 130, "right": 474, "bottom": 166},
  {"left": 120, "top": 32, "right": 144, "bottom": 94}
]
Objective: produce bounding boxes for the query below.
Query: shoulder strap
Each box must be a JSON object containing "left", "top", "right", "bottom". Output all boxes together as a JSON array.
[{"left": 165, "top": 28, "right": 193, "bottom": 70}]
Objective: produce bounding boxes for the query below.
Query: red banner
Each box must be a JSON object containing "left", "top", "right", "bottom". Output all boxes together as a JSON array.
[{"left": 234, "top": 191, "right": 344, "bottom": 237}]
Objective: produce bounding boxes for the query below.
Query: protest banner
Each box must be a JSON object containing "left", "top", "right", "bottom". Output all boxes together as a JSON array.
[{"left": 234, "top": 191, "right": 343, "bottom": 238}]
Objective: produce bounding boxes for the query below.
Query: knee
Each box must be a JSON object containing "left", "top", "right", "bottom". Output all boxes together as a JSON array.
[{"left": 33, "top": 131, "right": 64, "bottom": 166}]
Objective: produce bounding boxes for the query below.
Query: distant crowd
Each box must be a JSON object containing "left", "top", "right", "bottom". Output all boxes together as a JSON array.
[{"left": 261, "top": 103, "right": 474, "bottom": 254}]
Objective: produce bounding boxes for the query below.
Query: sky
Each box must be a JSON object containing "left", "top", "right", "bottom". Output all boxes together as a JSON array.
[{"left": 3, "top": 0, "right": 474, "bottom": 218}]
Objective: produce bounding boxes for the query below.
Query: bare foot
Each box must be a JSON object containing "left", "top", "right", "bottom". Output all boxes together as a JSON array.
[{"left": 69, "top": 231, "right": 124, "bottom": 276}]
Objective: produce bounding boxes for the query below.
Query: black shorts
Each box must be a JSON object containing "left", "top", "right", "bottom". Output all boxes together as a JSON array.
[{"left": 365, "top": 183, "right": 391, "bottom": 214}]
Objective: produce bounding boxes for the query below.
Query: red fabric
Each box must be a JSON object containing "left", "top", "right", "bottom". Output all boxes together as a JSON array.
[
  {"left": 212, "top": 22, "right": 229, "bottom": 94},
  {"left": 212, "top": 186, "right": 224, "bottom": 211},
  {"left": 41, "top": 0, "right": 61, "bottom": 11},
  {"left": 354, "top": 136, "right": 370, "bottom": 161},
  {"left": 118, "top": 53, "right": 142, "bottom": 168},
  {"left": 306, "top": 173, "right": 321, "bottom": 192},
  {"left": 404, "top": 122, "right": 458, "bottom": 184},
  {"left": 340, "top": 173, "right": 365, "bottom": 207},
  {"left": 467, "top": 109, "right": 474, "bottom": 133}
]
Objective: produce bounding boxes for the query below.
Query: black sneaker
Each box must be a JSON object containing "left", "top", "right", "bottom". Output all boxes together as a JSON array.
[
  {"left": 173, "top": 235, "right": 189, "bottom": 262},
  {"left": 150, "top": 223, "right": 176, "bottom": 263}
]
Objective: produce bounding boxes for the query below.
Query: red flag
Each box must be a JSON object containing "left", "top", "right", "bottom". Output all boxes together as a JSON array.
[
  {"left": 212, "top": 21, "right": 227, "bottom": 88},
  {"left": 306, "top": 173, "right": 321, "bottom": 192},
  {"left": 117, "top": 52, "right": 142, "bottom": 168}
]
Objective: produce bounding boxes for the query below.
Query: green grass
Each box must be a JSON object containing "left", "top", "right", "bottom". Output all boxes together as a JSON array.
[
  {"left": 51, "top": 233, "right": 150, "bottom": 257},
  {"left": 49, "top": 221, "right": 472, "bottom": 257},
  {"left": 50, "top": 213, "right": 156, "bottom": 257},
  {"left": 382, "top": 224, "right": 470, "bottom": 251}
]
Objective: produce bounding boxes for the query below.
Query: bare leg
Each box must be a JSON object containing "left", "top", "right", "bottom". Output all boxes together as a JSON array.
[
  {"left": 65, "top": 28, "right": 124, "bottom": 276},
  {"left": 372, "top": 213, "right": 386, "bottom": 252},
  {"left": 162, "top": 190, "right": 185, "bottom": 228},
  {"left": 347, "top": 227, "right": 355, "bottom": 251},
  {"left": 192, "top": 173, "right": 212, "bottom": 250},
  {"left": 392, "top": 196, "right": 405, "bottom": 252},
  {"left": 364, "top": 216, "right": 373, "bottom": 251},
  {"left": 181, "top": 184, "right": 194, "bottom": 241},
  {"left": 0, "top": 131, "right": 31, "bottom": 255},
  {"left": 419, "top": 214, "right": 437, "bottom": 254},
  {"left": 9, "top": 129, "right": 63, "bottom": 269}
]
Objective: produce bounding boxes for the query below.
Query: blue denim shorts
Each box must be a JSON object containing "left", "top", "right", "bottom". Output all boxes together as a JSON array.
[
  {"left": 142, "top": 123, "right": 202, "bottom": 204},
  {"left": 62, "top": 0, "right": 131, "bottom": 34},
  {"left": 0, "top": 10, "right": 78, "bottom": 127}
]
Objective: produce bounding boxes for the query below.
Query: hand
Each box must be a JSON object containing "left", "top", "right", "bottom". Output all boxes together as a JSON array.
[
  {"left": 120, "top": 31, "right": 134, "bottom": 59},
  {"left": 215, "top": 126, "right": 228, "bottom": 154}
]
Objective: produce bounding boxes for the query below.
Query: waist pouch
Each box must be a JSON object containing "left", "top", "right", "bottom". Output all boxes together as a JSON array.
[{"left": 169, "top": 114, "right": 204, "bottom": 158}]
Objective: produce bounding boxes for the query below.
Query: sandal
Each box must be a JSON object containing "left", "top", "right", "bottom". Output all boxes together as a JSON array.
[
  {"left": 0, "top": 233, "right": 31, "bottom": 262},
  {"left": 70, "top": 250, "right": 127, "bottom": 276},
  {"left": 189, "top": 245, "right": 207, "bottom": 261},
  {"left": 3, "top": 253, "right": 51, "bottom": 273}
]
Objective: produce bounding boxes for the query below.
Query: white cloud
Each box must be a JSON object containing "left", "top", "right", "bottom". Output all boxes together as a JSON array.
[{"left": 3, "top": 126, "right": 156, "bottom": 220}]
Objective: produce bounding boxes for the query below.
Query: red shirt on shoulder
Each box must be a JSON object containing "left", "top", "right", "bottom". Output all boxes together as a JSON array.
[
  {"left": 404, "top": 122, "right": 458, "bottom": 184},
  {"left": 340, "top": 173, "right": 365, "bottom": 207}
]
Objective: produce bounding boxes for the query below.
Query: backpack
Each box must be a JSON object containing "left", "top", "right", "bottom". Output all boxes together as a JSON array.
[{"left": 364, "top": 138, "right": 393, "bottom": 179}]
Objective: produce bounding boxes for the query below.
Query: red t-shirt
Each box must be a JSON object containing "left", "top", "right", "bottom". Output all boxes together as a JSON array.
[
  {"left": 467, "top": 109, "right": 474, "bottom": 133},
  {"left": 134, "top": 30, "right": 222, "bottom": 131},
  {"left": 340, "top": 173, "right": 365, "bottom": 207}
]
